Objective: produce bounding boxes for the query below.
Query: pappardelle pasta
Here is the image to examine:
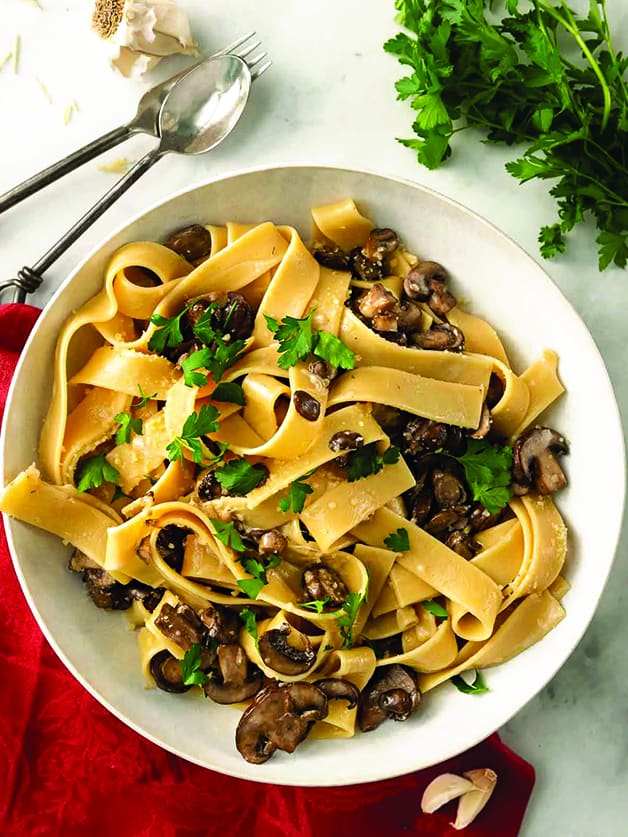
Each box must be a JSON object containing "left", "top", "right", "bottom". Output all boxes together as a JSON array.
[{"left": 0, "top": 198, "right": 570, "bottom": 764}]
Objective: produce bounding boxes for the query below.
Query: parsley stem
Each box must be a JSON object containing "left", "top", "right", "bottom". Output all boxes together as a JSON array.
[{"left": 539, "top": 0, "right": 612, "bottom": 130}]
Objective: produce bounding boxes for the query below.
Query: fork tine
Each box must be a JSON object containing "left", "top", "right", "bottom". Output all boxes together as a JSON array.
[
  {"left": 214, "top": 31, "right": 256, "bottom": 57},
  {"left": 234, "top": 39, "right": 262, "bottom": 60},
  {"left": 246, "top": 51, "right": 268, "bottom": 71},
  {"left": 250, "top": 60, "right": 272, "bottom": 82}
]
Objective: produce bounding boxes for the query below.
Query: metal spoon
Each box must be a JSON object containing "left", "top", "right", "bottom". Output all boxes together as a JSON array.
[{"left": 8, "top": 53, "right": 251, "bottom": 303}]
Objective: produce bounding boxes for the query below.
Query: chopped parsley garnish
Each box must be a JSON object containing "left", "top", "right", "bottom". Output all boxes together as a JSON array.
[
  {"left": 422, "top": 599, "right": 449, "bottom": 619},
  {"left": 239, "top": 608, "right": 259, "bottom": 649},
  {"left": 148, "top": 304, "right": 191, "bottom": 354},
  {"left": 447, "top": 439, "right": 513, "bottom": 515},
  {"left": 209, "top": 519, "right": 246, "bottom": 553},
  {"left": 133, "top": 384, "right": 157, "bottom": 408},
  {"left": 212, "top": 381, "right": 246, "bottom": 406},
  {"left": 114, "top": 411, "right": 143, "bottom": 445},
  {"left": 383, "top": 527, "right": 410, "bottom": 552},
  {"left": 191, "top": 306, "right": 247, "bottom": 381},
  {"left": 278, "top": 468, "right": 316, "bottom": 513},
  {"left": 238, "top": 554, "right": 281, "bottom": 599},
  {"left": 214, "top": 457, "right": 268, "bottom": 495},
  {"left": 451, "top": 670, "right": 489, "bottom": 696},
  {"left": 180, "top": 348, "right": 214, "bottom": 388},
  {"left": 297, "top": 596, "right": 330, "bottom": 613},
  {"left": 336, "top": 592, "right": 364, "bottom": 648},
  {"left": 346, "top": 443, "right": 400, "bottom": 483},
  {"left": 76, "top": 454, "right": 120, "bottom": 492},
  {"left": 166, "top": 405, "right": 221, "bottom": 465},
  {"left": 179, "top": 642, "right": 209, "bottom": 687},
  {"left": 265, "top": 310, "right": 355, "bottom": 371}
]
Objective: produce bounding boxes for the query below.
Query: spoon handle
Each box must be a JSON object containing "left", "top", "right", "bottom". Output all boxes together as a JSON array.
[
  {"left": 12, "top": 146, "right": 164, "bottom": 303},
  {"left": 0, "top": 125, "right": 133, "bottom": 215}
]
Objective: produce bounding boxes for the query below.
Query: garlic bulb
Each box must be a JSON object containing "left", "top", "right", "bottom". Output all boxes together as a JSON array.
[{"left": 92, "top": 0, "right": 197, "bottom": 78}]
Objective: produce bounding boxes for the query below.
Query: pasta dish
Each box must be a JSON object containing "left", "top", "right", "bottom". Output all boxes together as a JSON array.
[{"left": 0, "top": 198, "right": 570, "bottom": 764}]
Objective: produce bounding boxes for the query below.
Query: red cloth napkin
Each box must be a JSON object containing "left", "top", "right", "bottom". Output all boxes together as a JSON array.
[{"left": 0, "top": 304, "right": 535, "bottom": 837}]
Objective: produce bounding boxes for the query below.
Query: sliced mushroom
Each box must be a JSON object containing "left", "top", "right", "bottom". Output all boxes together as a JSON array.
[
  {"left": 127, "top": 581, "right": 165, "bottom": 613},
  {"left": 372, "top": 313, "right": 399, "bottom": 332},
  {"left": 358, "top": 665, "right": 421, "bottom": 732},
  {"left": 149, "top": 649, "right": 191, "bottom": 694},
  {"left": 512, "top": 426, "right": 569, "bottom": 494},
  {"left": 329, "top": 430, "right": 364, "bottom": 453},
  {"left": 314, "top": 678, "right": 360, "bottom": 708},
  {"left": 351, "top": 248, "right": 385, "bottom": 282},
  {"left": 258, "top": 625, "right": 316, "bottom": 675},
  {"left": 154, "top": 602, "right": 204, "bottom": 651},
  {"left": 156, "top": 525, "right": 191, "bottom": 572},
  {"left": 432, "top": 469, "right": 467, "bottom": 508},
  {"left": 425, "top": 507, "right": 470, "bottom": 536},
  {"left": 302, "top": 563, "right": 349, "bottom": 609},
  {"left": 258, "top": 530, "right": 288, "bottom": 555},
  {"left": 200, "top": 602, "right": 241, "bottom": 645},
  {"left": 363, "top": 228, "right": 399, "bottom": 262},
  {"left": 427, "top": 280, "right": 457, "bottom": 316},
  {"left": 235, "top": 682, "right": 328, "bottom": 764},
  {"left": 468, "top": 403, "right": 492, "bottom": 439},
  {"left": 413, "top": 323, "right": 464, "bottom": 351},
  {"left": 310, "top": 242, "right": 351, "bottom": 271},
  {"left": 308, "top": 358, "right": 336, "bottom": 384},
  {"left": 402, "top": 418, "right": 449, "bottom": 456},
  {"left": 82, "top": 568, "right": 132, "bottom": 610},
  {"left": 197, "top": 470, "right": 224, "bottom": 501},
  {"left": 204, "top": 644, "right": 263, "bottom": 704},
  {"left": 446, "top": 530, "right": 480, "bottom": 560},
  {"left": 165, "top": 224, "right": 212, "bottom": 261},
  {"left": 357, "top": 283, "right": 398, "bottom": 319},
  {"left": 404, "top": 261, "right": 448, "bottom": 300},
  {"left": 68, "top": 548, "right": 99, "bottom": 573},
  {"left": 468, "top": 505, "right": 503, "bottom": 533},
  {"left": 396, "top": 301, "right": 424, "bottom": 333}
]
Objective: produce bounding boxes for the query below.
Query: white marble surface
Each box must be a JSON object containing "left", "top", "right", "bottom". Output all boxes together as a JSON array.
[{"left": 1, "top": 1, "right": 627, "bottom": 833}]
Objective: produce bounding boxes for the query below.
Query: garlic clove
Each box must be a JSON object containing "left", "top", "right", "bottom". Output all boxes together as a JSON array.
[
  {"left": 452, "top": 768, "right": 498, "bottom": 830},
  {"left": 420, "top": 773, "right": 476, "bottom": 814}
]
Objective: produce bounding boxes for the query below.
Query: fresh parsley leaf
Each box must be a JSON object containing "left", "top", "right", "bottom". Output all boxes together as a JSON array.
[
  {"left": 166, "top": 405, "right": 221, "bottom": 465},
  {"left": 346, "top": 444, "right": 400, "bottom": 483},
  {"left": 214, "top": 458, "right": 268, "bottom": 496},
  {"left": 387, "top": 0, "right": 628, "bottom": 269},
  {"left": 180, "top": 348, "right": 213, "bottom": 388},
  {"left": 266, "top": 311, "right": 355, "bottom": 371},
  {"left": 134, "top": 385, "right": 157, "bottom": 408},
  {"left": 76, "top": 454, "right": 120, "bottom": 492},
  {"left": 212, "top": 381, "right": 246, "bottom": 406},
  {"left": 209, "top": 518, "right": 246, "bottom": 552},
  {"left": 422, "top": 599, "right": 449, "bottom": 619},
  {"left": 237, "top": 554, "right": 281, "bottom": 599},
  {"left": 148, "top": 304, "right": 191, "bottom": 354},
  {"left": 448, "top": 439, "right": 513, "bottom": 515},
  {"left": 114, "top": 411, "right": 143, "bottom": 445},
  {"left": 265, "top": 310, "right": 316, "bottom": 369},
  {"left": 297, "top": 596, "right": 330, "bottom": 613},
  {"left": 336, "top": 592, "right": 364, "bottom": 649},
  {"left": 383, "top": 527, "right": 410, "bottom": 552},
  {"left": 451, "top": 670, "right": 489, "bottom": 695},
  {"left": 239, "top": 608, "right": 259, "bottom": 649},
  {"left": 205, "top": 441, "right": 229, "bottom": 467},
  {"left": 313, "top": 330, "right": 355, "bottom": 370},
  {"left": 191, "top": 307, "right": 247, "bottom": 381},
  {"left": 278, "top": 469, "right": 316, "bottom": 513},
  {"left": 179, "top": 642, "right": 209, "bottom": 687},
  {"left": 111, "top": 486, "right": 130, "bottom": 503}
]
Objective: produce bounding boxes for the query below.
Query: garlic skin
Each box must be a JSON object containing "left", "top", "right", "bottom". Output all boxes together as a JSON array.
[{"left": 92, "top": 0, "right": 197, "bottom": 78}]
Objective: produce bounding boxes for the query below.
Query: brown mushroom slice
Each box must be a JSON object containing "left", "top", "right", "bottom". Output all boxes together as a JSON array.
[
  {"left": 200, "top": 603, "right": 241, "bottom": 645},
  {"left": 512, "top": 426, "right": 569, "bottom": 494},
  {"left": 446, "top": 530, "right": 480, "bottom": 560},
  {"left": 149, "top": 649, "right": 191, "bottom": 694},
  {"left": 314, "top": 678, "right": 360, "bottom": 709},
  {"left": 412, "top": 323, "right": 464, "bottom": 351},
  {"left": 165, "top": 223, "right": 212, "bottom": 261},
  {"left": 302, "top": 563, "right": 349, "bottom": 609},
  {"left": 154, "top": 602, "right": 204, "bottom": 651},
  {"left": 83, "top": 568, "right": 133, "bottom": 610},
  {"left": 310, "top": 242, "right": 351, "bottom": 271},
  {"left": 358, "top": 665, "right": 421, "bottom": 732},
  {"left": 404, "top": 260, "right": 448, "bottom": 300},
  {"left": 468, "top": 403, "right": 492, "bottom": 439},
  {"left": 258, "top": 625, "right": 317, "bottom": 676},
  {"left": 432, "top": 469, "right": 467, "bottom": 508},
  {"left": 357, "top": 283, "right": 398, "bottom": 319},
  {"left": 284, "top": 682, "right": 329, "bottom": 722},
  {"left": 203, "top": 644, "right": 263, "bottom": 705},
  {"left": 363, "top": 228, "right": 399, "bottom": 262}
]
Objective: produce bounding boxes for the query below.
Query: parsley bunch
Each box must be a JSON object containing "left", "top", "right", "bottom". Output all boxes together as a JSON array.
[{"left": 386, "top": 0, "right": 628, "bottom": 268}]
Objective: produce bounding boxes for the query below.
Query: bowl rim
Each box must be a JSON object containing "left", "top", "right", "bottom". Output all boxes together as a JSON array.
[{"left": 2, "top": 162, "right": 626, "bottom": 785}]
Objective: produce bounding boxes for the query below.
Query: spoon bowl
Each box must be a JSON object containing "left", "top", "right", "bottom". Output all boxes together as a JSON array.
[{"left": 159, "top": 54, "right": 251, "bottom": 156}]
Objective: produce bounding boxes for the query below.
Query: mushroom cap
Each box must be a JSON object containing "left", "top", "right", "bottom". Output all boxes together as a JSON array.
[
  {"left": 358, "top": 665, "right": 421, "bottom": 732},
  {"left": 203, "top": 644, "right": 263, "bottom": 705},
  {"left": 314, "top": 678, "right": 360, "bottom": 709},
  {"left": 258, "top": 625, "right": 316, "bottom": 676},
  {"left": 513, "top": 426, "right": 569, "bottom": 494},
  {"left": 149, "top": 650, "right": 191, "bottom": 694}
]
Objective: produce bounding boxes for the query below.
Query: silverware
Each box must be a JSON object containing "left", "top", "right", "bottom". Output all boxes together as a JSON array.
[
  {"left": 2, "top": 48, "right": 268, "bottom": 304},
  {"left": 0, "top": 32, "right": 269, "bottom": 215}
]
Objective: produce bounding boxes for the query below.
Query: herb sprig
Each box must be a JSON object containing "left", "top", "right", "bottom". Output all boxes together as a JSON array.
[
  {"left": 336, "top": 592, "right": 365, "bottom": 648},
  {"left": 446, "top": 439, "right": 513, "bottom": 515},
  {"left": 76, "top": 454, "right": 120, "bottom": 492},
  {"left": 179, "top": 643, "right": 209, "bottom": 687},
  {"left": 238, "top": 555, "right": 281, "bottom": 599},
  {"left": 278, "top": 469, "right": 316, "bottom": 513},
  {"left": 386, "top": 0, "right": 628, "bottom": 269},
  {"left": 166, "top": 405, "right": 221, "bottom": 465},
  {"left": 346, "top": 444, "right": 400, "bottom": 483},
  {"left": 265, "top": 311, "right": 356, "bottom": 370},
  {"left": 451, "top": 669, "right": 489, "bottom": 695},
  {"left": 114, "top": 411, "right": 143, "bottom": 445}
]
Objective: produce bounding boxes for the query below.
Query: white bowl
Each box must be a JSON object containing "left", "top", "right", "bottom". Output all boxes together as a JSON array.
[{"left": 2, "top": 165, "right": 625, "bottom": 785}]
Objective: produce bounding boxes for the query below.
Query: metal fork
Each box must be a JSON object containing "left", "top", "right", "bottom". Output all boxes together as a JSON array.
[{"left": 0, "top": 32, "right": 271, "bottom": 216}]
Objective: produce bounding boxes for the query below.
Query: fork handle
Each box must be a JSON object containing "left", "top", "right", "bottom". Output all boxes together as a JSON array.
[
  {"left": 0, "top": 124, "right": 133, "bottom": 215},
  {"left": 13, "top": 146, "right": 164, "bottom": 303}
]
